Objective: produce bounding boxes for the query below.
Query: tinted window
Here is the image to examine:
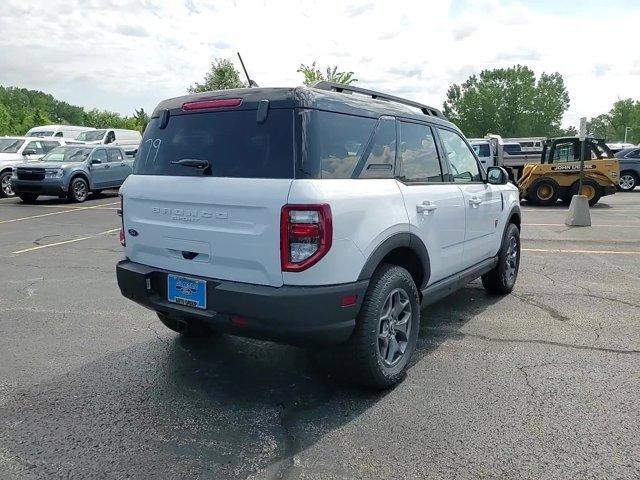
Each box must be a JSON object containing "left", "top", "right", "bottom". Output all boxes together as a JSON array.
[
  {"left": 107, "top": 149, "right": 124, "bottom": 162},
  {"left": 438, "top": 129, "right": 481, "bottom": 182},
  {"left": 54, "top": 132, "right": 63, "bottom": 137},
  {"left": 399, "top": 122, "right": 442, "bottom": 182},
  {"left": 0, "top": 138, "right": 25, "bottom": 153},
  {"left": 503, "top": 144, "right": 521, "bottom": 154},
  {"left": 356, "top": 117, "right": 396, "bottom": 179},
  {"left": 42, "top": 141, "right": 60, "bottom": 153},
  {"left": 302, "top": 110, "right": 375, "bottom": 179},
  {"left": 135, "top": 109, "right": 294, "bottom": 178},
  {"left": 553, "top": 141, "right": 578, "bottom": 162},
  {"left": 629, "top": 149, "right": 640, "bottom": 159},
  {"left": 25, "top": 141, "right": 45, "bottom": 155},
  {"left": 472, "top": 143, "right": 490, "bottom": 157},
  {"left": 91, "top": 149, "right": 108, "bottom": 163}
]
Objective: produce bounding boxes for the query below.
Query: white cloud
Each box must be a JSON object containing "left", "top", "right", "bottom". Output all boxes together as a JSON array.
[{"left": 0, "top": 0, "right": 638, "bottom": 130}]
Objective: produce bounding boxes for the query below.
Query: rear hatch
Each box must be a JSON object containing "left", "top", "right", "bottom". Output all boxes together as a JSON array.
[{"left": 121, "top": 97, "right": 295, "bottom": 287}]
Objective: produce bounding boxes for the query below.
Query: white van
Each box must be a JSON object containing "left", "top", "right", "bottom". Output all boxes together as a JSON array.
[
  {"left": 76, "top": 129, "right": 142, "bottom": 154},
  {"left": 25, "top": 125, "right": 95, "bottom": 140}
]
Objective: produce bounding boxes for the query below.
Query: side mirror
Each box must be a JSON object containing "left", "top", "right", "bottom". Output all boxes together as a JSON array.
[
  {"left": 487, "top": 166, "right": 509, "bottom": 185},
  {"left": 23, "top": 148, "right": 37, "bottom": 156},
  {"left": 90, "top": 159, "right": 102, "bottom": 165}
]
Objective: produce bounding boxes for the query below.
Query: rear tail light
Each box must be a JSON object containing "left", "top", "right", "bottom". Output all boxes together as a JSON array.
[
  {"left": 118, "top": 195, "right": 125, "bottom": 247},
  {"left": 280, "top": 204, "right": 332, "bottom": 272}
]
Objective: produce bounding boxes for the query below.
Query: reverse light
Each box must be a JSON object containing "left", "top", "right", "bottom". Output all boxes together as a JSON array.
[
  {"left": 280, "top": 204, "right": 332, "bottom": 272},
  {"left": 117, "top": 195, "right": 125, "bottom": 247},
  {"left": 181, "top": 98, "right": 242, "bottom": 111}
]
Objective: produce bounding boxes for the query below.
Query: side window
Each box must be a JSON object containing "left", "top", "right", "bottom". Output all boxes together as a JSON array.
[
  {"left": 105, "top": 131, "right": 116, "bottom": 144},
  {"left": 42, "top": 141, "right": 59, "bottom": 153},
  {"left": 628, "top": 149, "right": 640, "bottom": 159},
  {"left": 91, "top": 149, "right": 108, "bottom": 163},
  {"left": 356, "top": 117, "right": 396, "bottom": 179},
  {"left": 399, "top": 122, "right": 443, "bottom": 182},
  {"left": 311, "top": 111, "right": 376, "bottom": 179},
  {"left": 54, "top": 132, "right": 64, "bottom": 137},
  {"left": 107, "top": 149, "right": 123, "bottom": 162},
  {"left": 26, "top": 141, "right": 45, "bottom": 155},
  {"left": 438, "top": 129, "right": 481, "bottom": 182}
]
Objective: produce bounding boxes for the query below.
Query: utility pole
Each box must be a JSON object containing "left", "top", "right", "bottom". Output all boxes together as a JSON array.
[
  {"left": 624, "top": 126, "right": 631, "bottom": 143},
  {"left": 578, "top": 117, "right": 587, "bottom": 195}
]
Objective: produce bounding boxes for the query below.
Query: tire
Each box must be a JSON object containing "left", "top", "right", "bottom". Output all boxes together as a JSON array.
[
  {"left": 572, "top": 179, "right": 601, "bottom": 206},
  {"left": 527, "top": 177, "right": 559, "bottom": 206},
  {"left": 343, "top": 264, "right": 420, "bottom": 390},
  {"left": 68, "top": 177, "right": 89, "bottom": 203},
  {"left": 18, "top": 193, "right": 39, "bottom": 203},
  {"left": 482, "top": 223, "right": 520, "bottom": 294},
  {"left": 0, "top": 171, "right": 14, "bottom": 198},
  {"left": 157, "top": 313, "right": 219, "bottom": 338},
  {"left": 618, "top": 171, "right": 638, "bottom": 192}
]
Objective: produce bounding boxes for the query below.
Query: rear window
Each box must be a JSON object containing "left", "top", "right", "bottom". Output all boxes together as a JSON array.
[
  {"left": 472, "top": 143, "right": 490, "bottom": 157},
  {"left": 134, "top": 109, "right": 294, "bottom": 178}
]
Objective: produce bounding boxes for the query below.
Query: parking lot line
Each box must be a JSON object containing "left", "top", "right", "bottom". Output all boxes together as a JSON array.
[
  {"left": 522, "top": 247, "right": 640, "bottom": 255},
  {"left": 11, "top": 228, "right": 119, "bottom": 254},
  {"left": 523, "top": 223, "right": 640, "bottom": 228},
  {"left": 0, "top": 203, "right": 118, "bottom": 210},
  {"left": 0, "top": 202, "right": 118, "bottom": 224}
]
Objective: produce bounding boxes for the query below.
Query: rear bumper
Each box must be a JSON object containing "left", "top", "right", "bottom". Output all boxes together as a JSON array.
[
  {"left": 116, "top": 260, "right": 368, "bottom": 345},
  {"left": 11, "top": 179, "right": 66, "bottom": 196}
]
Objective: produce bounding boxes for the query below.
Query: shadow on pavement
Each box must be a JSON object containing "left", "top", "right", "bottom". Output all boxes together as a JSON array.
[{"left": 0, "top": 284, "right": 503, "bottom": 479}]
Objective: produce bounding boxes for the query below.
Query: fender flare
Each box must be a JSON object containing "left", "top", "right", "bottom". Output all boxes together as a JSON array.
[
  {"left": 357, "top": 232, "right": 431, "bottom": 289},
  {"left": 69, "top": 171, "right": 92, "bottom": 191},
  {"left": 507, "top": 203, "right": 521, "bottom": 230}
]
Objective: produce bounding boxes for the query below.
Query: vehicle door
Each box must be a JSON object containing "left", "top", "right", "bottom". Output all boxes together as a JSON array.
[
  {"left": 88, "top": 148, "right": 109, "bottom": 188},
  {"left": 395, "top": 121, "right": 466, "bottom": 283},
  {"left": 107, "top": 148, "right": 131, "bottom": 185},
  {"left": 437, "top": 128, "right": 503, "bottom": 267}
]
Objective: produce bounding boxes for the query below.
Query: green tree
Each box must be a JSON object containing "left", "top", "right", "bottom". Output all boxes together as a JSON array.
[
  {"left": 132, "top": 108, "right": 150, "bottom": 132},
  {"left": 0, "top": 104, "right": 12, "bottom": 135},
  {"left": 297, "top": 62, "right": 357, "bottom": 86},
  {"left": 587, "top": 100, "right": 640, "bottom": 143},
  {"left": 188, "top": 58, "right": 245, "bottom": 93},
  {"left": 442, "top": 65, "right": 570, "bottom": 138}
]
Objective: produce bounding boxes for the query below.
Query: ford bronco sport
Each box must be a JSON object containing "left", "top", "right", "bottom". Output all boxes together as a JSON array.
[{"left": 116, "top": 82, "right": 521, "bottom": 389}]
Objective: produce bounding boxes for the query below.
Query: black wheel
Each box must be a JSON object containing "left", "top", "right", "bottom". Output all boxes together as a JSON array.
[
  {"left": 482, "top": 223, "right": 520, "bottom": 294},
  {"left": 69, "top": 177, "right": 89, "bottom": 203},
  {"left": 157, "top": 313, "right": 219, "bottom": 338},
  {"left": 0, "top": 171, "right": 14, "bottom": 198},
  {"left": 572, "top": 179, "right": 601, "bottom": 206},
  {"left": 618, "top": 171, "right": 638, "bottom": 192},
  {"left": 343, "top": 264, "right": 420, "bottom": 390},
  {"left": 528, "top": 177, "right": 559, "bottom": 206},
  {"left": 18, "top": 193, "right": 39, "bottom": 203}
]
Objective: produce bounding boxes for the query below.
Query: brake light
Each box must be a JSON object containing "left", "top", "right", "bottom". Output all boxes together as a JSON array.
[
  {"left": 280, "top": 204, "right": 332, "bottom": 272},
  {"left": 118, "top": 195, "right": 125, "bottom": 247},
  {"left": 181, "top": 98, "right": 242, "bottom": 111}
]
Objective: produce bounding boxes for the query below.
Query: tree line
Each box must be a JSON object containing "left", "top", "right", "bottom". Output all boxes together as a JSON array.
[
  {"left": 2, "top": 59, "right": 637, "bottom": 144},
  {"left": 0, "top": 86, "right": 149, "bottom": 136}
]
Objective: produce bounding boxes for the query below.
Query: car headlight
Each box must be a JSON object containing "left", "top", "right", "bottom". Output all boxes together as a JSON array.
[{"left": 44, "top": 168, "right": 64, "bottom": 179}]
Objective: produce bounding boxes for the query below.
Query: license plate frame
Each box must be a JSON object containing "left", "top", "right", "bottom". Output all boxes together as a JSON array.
[{"left": 167, "top": 274, "right": 207, "bottom": 310}]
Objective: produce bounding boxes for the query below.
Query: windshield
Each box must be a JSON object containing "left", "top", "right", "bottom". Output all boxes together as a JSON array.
[
  {"left": 134, "top": 110, "right": 294, "bottom": 178},
  {"left": 0, "top": 138, "right": 25, "bottom": 153},
  {"left": 26, "top": 131, "right": 54, "bottom": 138},
  {"left": 76, "top": 130, "right": 106, "bottom": 142},
  {"left": 41, "top": 146, "right": 93, "bottom": 163}
]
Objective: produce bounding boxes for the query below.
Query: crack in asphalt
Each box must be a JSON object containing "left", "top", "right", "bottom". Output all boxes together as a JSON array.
[
  {"left": 513, "top": 293, "right": 571, "bottom": 322},
  {"left": 428, "top": 329, "right": 640, "bottom": 355},
  {"left": 516, "top": 365, "right": 535, "bottom": 396}
]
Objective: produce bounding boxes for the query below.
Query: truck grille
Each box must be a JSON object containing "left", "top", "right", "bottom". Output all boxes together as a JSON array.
[{"left": 17, "top": 168, "right": 45, "bottom": 181}]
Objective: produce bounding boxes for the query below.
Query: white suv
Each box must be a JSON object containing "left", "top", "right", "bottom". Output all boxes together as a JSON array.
[{"left": 116, "top": 82, "right": 521, "bottom": 389}]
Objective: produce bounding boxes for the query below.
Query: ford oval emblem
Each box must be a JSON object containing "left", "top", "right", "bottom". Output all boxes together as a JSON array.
[{"left": 128, "top": 229, "right": 139, "bottom": 237}]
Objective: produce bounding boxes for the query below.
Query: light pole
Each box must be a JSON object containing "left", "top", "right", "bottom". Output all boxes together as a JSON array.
[{"left": 624, "top": 126, "right": 631, "bottom": 143}]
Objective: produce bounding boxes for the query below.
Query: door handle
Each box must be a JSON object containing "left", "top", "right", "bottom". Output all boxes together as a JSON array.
[
  {"left": 468, "top": 196, "right": 483, "bottom": 207},
  {"left": 416, "top": 201, "right": 437, "bottom": 214}
]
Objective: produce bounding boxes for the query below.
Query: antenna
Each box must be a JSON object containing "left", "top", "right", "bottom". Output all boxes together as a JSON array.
[{"left": 237, "top": 52, "right": 258, "bottom": 88}]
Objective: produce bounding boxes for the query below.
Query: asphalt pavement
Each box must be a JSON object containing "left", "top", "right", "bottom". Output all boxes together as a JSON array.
[{"left": 0, "top": 191, "right": 638, "bottom": 479}]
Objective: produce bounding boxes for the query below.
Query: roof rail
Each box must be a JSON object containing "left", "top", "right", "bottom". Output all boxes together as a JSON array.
[{"left": 311, "top": 81, "right": 445, "bottom": 119}]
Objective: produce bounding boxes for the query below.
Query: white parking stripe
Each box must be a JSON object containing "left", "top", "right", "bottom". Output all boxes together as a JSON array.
[
  {"left": 0, "top": 202, "right": 118, "bottom": 224},
  {"left": 523, "top": 223, "right": 640, "bottom": 228},
  {"left": 522, "top": 248, "right": 640, "bottom": 255},
  {"left": 12, "top": 228, "right": 119, "bottom": 254}
]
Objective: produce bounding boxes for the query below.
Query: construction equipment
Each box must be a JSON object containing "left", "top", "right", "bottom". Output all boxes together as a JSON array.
[{"left": 518, "top": 137, "right": 619, "bottom": 206}]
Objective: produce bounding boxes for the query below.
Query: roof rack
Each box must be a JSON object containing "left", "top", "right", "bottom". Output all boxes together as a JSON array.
[{"left": 311, "top": 81, "right": 445, "bottom": 119}]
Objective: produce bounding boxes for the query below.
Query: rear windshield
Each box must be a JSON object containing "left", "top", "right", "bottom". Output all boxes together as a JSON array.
[
  {"left": 0, "top": 138, "right": 25, "bottom": 153},
  {"left": 134, "top": 109, "right": 294, "bottom": 178},
  {"left": 472, "top": 143, "right": 490, "bottom": 157}
]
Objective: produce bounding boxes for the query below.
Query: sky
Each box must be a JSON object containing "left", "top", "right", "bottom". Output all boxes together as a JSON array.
[{"left": 2, "top": 0, "right": 639, "bottom": 128}]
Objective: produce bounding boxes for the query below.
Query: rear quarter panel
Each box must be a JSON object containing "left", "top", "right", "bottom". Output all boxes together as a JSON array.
[{"left": 284, "top": 179, "right": 409, "bottom": 286}]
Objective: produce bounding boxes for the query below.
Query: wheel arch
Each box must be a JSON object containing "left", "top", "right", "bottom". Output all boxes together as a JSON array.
[
  {"left": 357, "top": 233, "right": 431, "bottom": 290},
  {"left": 69, "top": 171, "right": 91, "bottom": 190}
]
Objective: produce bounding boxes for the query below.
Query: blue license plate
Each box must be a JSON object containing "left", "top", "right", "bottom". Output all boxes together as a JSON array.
[{"left": 167, "top": 274, "right": 207, "bottom": 310}]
